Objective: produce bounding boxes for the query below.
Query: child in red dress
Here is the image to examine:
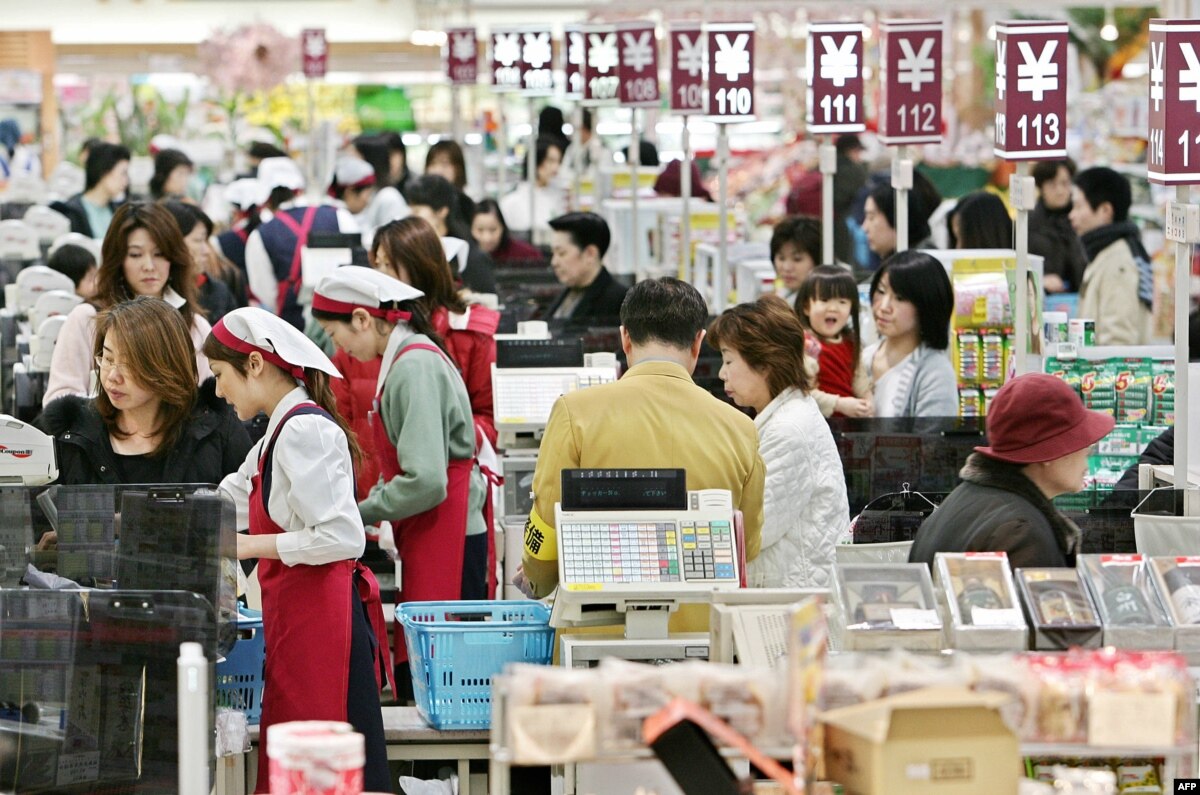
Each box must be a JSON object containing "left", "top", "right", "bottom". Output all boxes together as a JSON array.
[{"left": 795, "top": 265, "right": 873, "bottom": 418}]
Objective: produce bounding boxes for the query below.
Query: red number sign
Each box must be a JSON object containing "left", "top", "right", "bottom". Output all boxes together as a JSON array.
[
  {"left": 1148, "top": 19, "right": 1200, "bottom": 184},
  {"left": 706, "top": 23, "right": 754, "bottom": 120},
  {"left": 806, "top": 22, "right": 864, "bottom": 133},
  {"left": 582, "top": 24, "right": 620, "bottom": 106},
  {"left": 491, "top": 28, "right": 522, "bottom": 92},
  {"left": 301, "top": 29, "right": 328, "bottom": 79},
  {"left": 564, "top": 25, "right": 585, "bottom": 100},
  {"left": 669, "top": 22, "right": 705, "bottom": 115},
  {"left": 617, "top": 21, "right": 660, "bottom": 108},
  {"left": 879, "top": 20, "right": 943, "bottom": 145},
  {"left": 994, "top": 20, "right": 1068, "bottom": 160},
  {"left": 445, "top": 27, "right": 477, "bottom": 86},
  {"left": 518, "top": 27, "right": 554, "bottom": 95}
]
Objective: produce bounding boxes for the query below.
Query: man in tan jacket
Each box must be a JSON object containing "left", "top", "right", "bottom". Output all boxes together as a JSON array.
[{"left": 1070, "top": 166, "right": 1153, "bottom": 346}]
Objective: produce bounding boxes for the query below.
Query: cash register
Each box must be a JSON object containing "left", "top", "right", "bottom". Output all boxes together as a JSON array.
[{"left": 549, "top": 469, "right": 744, "bottom": 667}]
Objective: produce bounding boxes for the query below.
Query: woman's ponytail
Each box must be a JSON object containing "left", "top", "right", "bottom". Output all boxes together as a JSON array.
[{"left": 304, "top": 369, "right": 363, "bottom": 467}]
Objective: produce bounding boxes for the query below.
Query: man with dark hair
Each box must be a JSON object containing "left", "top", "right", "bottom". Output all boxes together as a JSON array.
[
  {"left": 518, "top": 276, "right": 765, "bottom": 600},
  {"left": 1070, "top": 166, "right": 1153, "bottom": 346},
  {"left": 52, "top": 142, "right": 130, "bottom": 238},
  {"left": 543, "top": 211, "right": 627, "bottom": 325},
  {"left": 407, "top": 174, "right": 495, "bottom": 294}
]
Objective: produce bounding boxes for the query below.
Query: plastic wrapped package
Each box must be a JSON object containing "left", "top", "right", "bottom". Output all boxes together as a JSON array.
[
  {"left": 1147, "top": 557, "right": 1200, "bottom": 657},
  {"left": 1078, "top": 555, "right": 1174, "bottom": 649},
  {"left": 831, "top": 563, "right": 943, "bottom": 651},
  {"left": 501, "top": 663, "right": 599, "bottom": 765},
  {"left": 934, "top": 552, "right": 1028, "bottom": 651},
  {"left": 596, "top": 659, "right": 690, "bottom": 753},
  {"left": 684, "top": 661, "right": 788, "bottom": 748},
  {"left": 1021, "top": 654, "right": 1089, "bottom": 744},
  {"left": 967, "top": 654, "right": 1038, "bottom": 738},
  {"left": 877, "top": 650, "right": 973, "bottom": 698},
  {"left": 1016, "top": 568, "right": 1103, "bottom": 650},
  {"left": 818, "top": 654, "right": 886, "bottom": 711}
]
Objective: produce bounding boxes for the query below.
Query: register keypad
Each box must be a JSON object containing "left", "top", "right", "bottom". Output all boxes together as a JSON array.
[{"left": 560, "top": 520, "right": 736, "bottom": 584}]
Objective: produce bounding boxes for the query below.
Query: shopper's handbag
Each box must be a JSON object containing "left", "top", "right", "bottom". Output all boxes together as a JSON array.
[{"left": 1132, "top": 487, "right": 1200, "bottom": 557}]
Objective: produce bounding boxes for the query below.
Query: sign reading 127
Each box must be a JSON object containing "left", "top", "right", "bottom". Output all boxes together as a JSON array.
[
  {"left": 1147, "top": 19, "right": 1200, "bottom": 185},
  {"left": 993, "top": 20, "right": 1068, "bottom": 160}
]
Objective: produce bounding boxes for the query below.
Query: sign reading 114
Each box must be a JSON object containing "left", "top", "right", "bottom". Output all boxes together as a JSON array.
[{"left": 1147, "top": 19, "right": 1200, "bottom": 185}]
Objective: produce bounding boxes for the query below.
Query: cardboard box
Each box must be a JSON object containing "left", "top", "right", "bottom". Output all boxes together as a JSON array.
[{"left": 821, "top": 686, "right": 1019, "bottom": 795}]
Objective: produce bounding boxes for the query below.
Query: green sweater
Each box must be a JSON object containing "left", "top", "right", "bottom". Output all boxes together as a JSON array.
[{"left": 358, "top": 334, "right": 486, "bottom": 536}]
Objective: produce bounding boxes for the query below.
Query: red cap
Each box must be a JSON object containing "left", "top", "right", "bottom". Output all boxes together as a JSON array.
[{"left": 975, "top": 373, "right": 1115, "bottom": 464}]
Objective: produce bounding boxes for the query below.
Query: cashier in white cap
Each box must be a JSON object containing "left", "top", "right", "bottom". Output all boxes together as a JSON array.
[
  {"left": 211, "top": 177, "right": 271, "bottom": 277},
  {"left": 329, "top": 155, "right": 409, "bottom": 248},
  {"left": 311, "top": 266, "right": 488, "bottom": 693},
  {"left": 207, "top": 307, "right": 390, "bottom": 794}
]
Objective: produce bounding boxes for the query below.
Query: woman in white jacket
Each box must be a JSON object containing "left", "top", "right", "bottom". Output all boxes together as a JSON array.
[{"left": 708, "top": 295, "right": 850, "bottom": 587}]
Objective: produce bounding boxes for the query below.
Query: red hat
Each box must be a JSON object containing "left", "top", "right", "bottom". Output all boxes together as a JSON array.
[{"left": 975, "top": 373, "right": 1115, "bottom": 464}]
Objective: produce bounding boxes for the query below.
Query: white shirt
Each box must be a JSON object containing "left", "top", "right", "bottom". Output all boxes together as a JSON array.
[
  {"left": 244, "top": 199, "right": 359, "bottom": 311},
  {"left": 219, "top": 387, "right": 366, "bottom": 566},
  {"left": 862, "top": 340, "right": 909, "bottom": 419},
  {"left": 499, "top": 182, "right": 565, "bottom": 233},
  {"left": 355, "top": 186, "right": 409, "bottom": 248}
]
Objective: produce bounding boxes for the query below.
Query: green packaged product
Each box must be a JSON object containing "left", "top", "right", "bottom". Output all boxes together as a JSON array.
[
  {"left": 1151, "top": 361, "right": 1175, "bottom": 426},
  {"left": 1098, "top": 425, "right": 1142, "bottom": 457},
  {"left": 1114, "top": 359, "right": 1152, "bottom": 424},
  {"left": 1079, "top": 362, "right": 1116, "bottom": 411}
]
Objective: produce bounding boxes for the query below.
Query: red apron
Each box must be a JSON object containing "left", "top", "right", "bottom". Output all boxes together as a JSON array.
[
  {"left": 272, "top": 206, "right": 318, "bottom": 317},
  {"left": 252, "top": 403, "right": 391, "bottom": 794},
  {"left": 370, "top": 343, "right": 476, "bottom": 664}
]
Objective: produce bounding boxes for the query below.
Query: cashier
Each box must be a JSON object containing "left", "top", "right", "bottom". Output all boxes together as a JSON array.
[
  {"left": 909, "top": 373, "right": 1114, "bottom": 569},
  {"left": 542, "top": 212, "right": 628, "bottom": 326}
]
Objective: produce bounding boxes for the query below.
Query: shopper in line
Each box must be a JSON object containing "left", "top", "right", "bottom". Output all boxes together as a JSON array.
[
  {"left": 342, "top": 137, "right": 412, "bottom": 230},
  {"left": 38, "top": 296, "right": 250, "bottom": 486},
  {"left": 148, "top": 148, "right": 194, "bottom": 202},
  {"left": 833, "top": 134, "right": 869, "bottom": 268},
  {"left": 47, "top": 243, "right": 99, "bottom": 300},
  {"left": 653, "top": 159, "right": 713, "bottom": 203},
  {"left": 910, "top": 373, "right": 1114, "bottom": 568},
  {"left": 518, "top": 277, "right": 765, "bottom": 599},
  {"left": 311, "top": 267, "right": 488, "bottom": 675},
  {"left": 543, "top": 211, "right": 628, "bottom": 326},
  {"left": 44, "top": 202, "right": 213, "bottom": 406},
  {"left": 470, "top": 198, "right": 545, "bottom": 267},
  {"left": 947, "top": 191, "right": 1013, "bottom": 249},
  {"left": 244, "top": 157, "right": 357, "bottom": 329},
  {"left": 1071, "top": 166, "right": 1154, "bottom": 346},
  {"left": 770, "top": 215, "right": 821, "bottom": 305},
  {"left": 208, "top": 307, "right": 390, "bottom": 794},
  {"left": 862, "top": 250, "right": 957, "bottom": 417},
  {"left": 708, "top": 295, "right": 849, "bottom": 588},
  {"left": 795, "top": 265, "right": 873, "bottom": 418},
  {"left": 1029, "top": 158, "right": 1087, "bottom": 293},
  {"left": 424, "top": 139, "right": 478, "bottom": 220},
  {"left": 164, "top": 202, "right": 241, "bottom": 321},
  {"left": 211, "top": 177, "right": 269, "bottom": 277},
  {"left": 328, "top": 156, "right": 408, "bottom": 247},
  {"left": 861, "top": 176, "right": 939, "bottom": 261},
  {"left": 406, "top": 174, "right": 496, "bottom": 295},
  {"left": 53, "top": 142, "right": 130, "bottom": 239},
  {"left": 500, "top": 135, "right": 566, "bottom": 236}
]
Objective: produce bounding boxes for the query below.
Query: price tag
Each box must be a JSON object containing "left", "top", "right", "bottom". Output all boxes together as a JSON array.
[
  {"left": 879, "top": 20, "right": 943, "bottom": 145},
  {"left": 970, "top": 607, "right": 1025, "bottom": 627},
  {"left": 994, "top": 20, "right": 1068, "bottom": 160},
  {"left": 617, "top": 21, "right": 660, "bottom": 108},
  {"left": 1166, "top": 200, "right": 1200, "bottom": 242},
  {"left": 890, "top": 608, "right": 941, "bottom": 630},
  {"left": 564, "top": 25, "right": 585, "bottom": 100},
  {"left": 301, "top": 29, "right": 328, "bottom": 79},
  {"left": 581, "top": 24, "right": 620, "bottom": 106},
  {"left": 806, "top": 22, "right": 865, "bottom": 134},
  {"left": 669, "top": 22, "right": 706, "bottom": 115},
  {"left": 444, "top": 27, "right": 477, "bottom": 86},
  {"left": 1100, "top": 554, "right": 1144, "bottom": 564},
  {"left": 706, "top": 22, "right": 755, "bottom": 121},
  {"left": 491, "top": 28, "right": 523, "bottom": 92},
  {"left": 1148, "top": 20, "right": 1200, "bottom": 184},
  {"left": 518, "top": 27, "right": 554, "bottom": 95}
]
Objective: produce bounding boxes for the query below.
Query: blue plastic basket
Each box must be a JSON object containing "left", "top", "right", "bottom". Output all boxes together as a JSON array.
[
  {"left": 398, "top": 600, "right": 554, "bottom": 730},
  {"left": 216, "top": 609, "right": 265, "bottom": 724}
]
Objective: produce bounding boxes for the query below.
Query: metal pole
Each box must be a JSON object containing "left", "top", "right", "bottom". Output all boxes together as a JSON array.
[
  {"left": 895, "top": 144, "right": 910, "bottom": 253},
  {"left": 496, "top": 100, "right": 508, "bottom": 200},
  {"left": 1175, "top": 183, "right": 1191, "bottom": 485},
  {"left": 819, "top": 136, "right": 836, "bottom": 264},
  {"left": 630, "top": 109, "right": 641, "bottom": 281},
  {"left": 716, "top": 123, "right": 729, "bottom": 313},
  {"left": 680, "top": 116, "right": 692, "bottom": 281},
  {"left": 451, "top": 85, "right": 463, "bottom": 143},
  {"left": 1013, "top": 161, "right": 1030, "bottom": 376},
  {"left": 306, "top": 79, "right": 317, "bottom": 194},
  {"left": 572, "top": 103, "right": 583, "bottom": 210},
  {"left": 527, "top": 97, "right": 537, "bottom": 240}
]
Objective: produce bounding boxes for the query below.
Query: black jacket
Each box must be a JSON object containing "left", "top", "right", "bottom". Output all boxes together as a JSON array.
[
  {"left": 544, "top": 266, "right": 628, "bottom": 326},
  {"left": 49, "top": 193, "right": 122, "bottom": 239},
  {"left": 36, "top": 378, "right": 252, "bottom": 486},
  {"left": 1116, "top": 426, "right": 1174, "bottom": 491},
  {"left": 909, "top": 453, "right": 1082, "bottom": 569},
  {"left": 1029, "top": 200, "right": 1088, "bottom": 292}
]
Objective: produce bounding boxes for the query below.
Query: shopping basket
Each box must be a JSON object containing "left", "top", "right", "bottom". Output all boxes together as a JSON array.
[
  {"left": 215, "top": 608, "right": 265, "bottom": 724},
  {"left": 398, "top": 600, "right": 554, "bottom": 730}
]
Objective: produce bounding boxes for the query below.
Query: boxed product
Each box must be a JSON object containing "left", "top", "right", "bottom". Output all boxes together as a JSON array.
[
  {"left": 1015, "top": 568, "right": 1103, "bottom": 651},
  {"left": 934, "top": 552, "right": 1028, "bottom": 651},
  {"left": 501, "top": 663, "right": 599, "bottom": 764},
  {"left": 1151, "top": 361, "right": 1175, "bottom": 426},
  {"left": 831, "top": 563, "right": 943, "bottom": 652},
  {"left": 1113, "top": 359, "right": 1153, "bottom": 424},
  {"left": 821, "top": 685, "right": 1020, "bottom": 795},
  {"left": 1148, "top": 557, "right": 1200, "bottom": 656},
  {"left": 1077, "top": 555, "right": 1174, "bottom": 649}
]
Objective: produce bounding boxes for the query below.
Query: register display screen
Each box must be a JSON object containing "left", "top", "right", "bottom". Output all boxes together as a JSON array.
[{"left": 560, "top": 469, "right": 687, "bottom": 511}]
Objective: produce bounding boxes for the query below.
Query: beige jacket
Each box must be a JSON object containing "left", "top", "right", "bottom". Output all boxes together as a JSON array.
[{"left": 1078, "top": 238, "right": 1152, "bottom": 347}]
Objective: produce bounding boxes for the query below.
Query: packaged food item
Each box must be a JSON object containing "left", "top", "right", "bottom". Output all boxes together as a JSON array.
[
  {"left": 1114, "top": 360, "right": 1152, "bottom": 424},
  {"left": 981, "top": 331, "right": 1007, "bottom": 386},
  {"left": 1116, "top": 762, "right": 1159, "bottom": 789},
  {"left": 959, "top": 387, "right": 983, "bottom": 418},
  {"left": 688, "top": 661, "right": 784, "bottom": 746},
  {"left": 503, "top": 664, "right": 599, "bottom": 765},
  {"left": 1079, "top": 362, "right": 1117, "bottom": 415},
  {"left": 934, "top": 552, "right": 1028, "bottom": 651},
  {"left": 957, "top": 330, "right": 981, "bottom": 385},
  {"left": 596, "top": 659, "right": 680, "bottom": 752},
  {"left": 1044, "top": 311, "right": 1069, "bottom": 345},
  {"left": 1069, "top": 318, "right": 1096, "bottom": 348},
  {"left": 1078, "top": 555, "right": 1173, "bottom": 649},
  {"left": 1150, "top": 361, "right": 1175, "bottom": 426},
  {"left": 1022, "top": 654, "right": 1088, "bottom": 743}
]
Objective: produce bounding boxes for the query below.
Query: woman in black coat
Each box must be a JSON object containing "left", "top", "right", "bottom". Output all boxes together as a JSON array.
[
  {"left": 37, "top": 296, "right": 251, "bottom": 486},
  {"left": 909, "top": 373, "right": 1114, "bottom": 569}
]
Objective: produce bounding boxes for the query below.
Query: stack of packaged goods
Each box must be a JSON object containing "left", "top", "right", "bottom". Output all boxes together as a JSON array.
[
  {"left": 952, "top": 267, "right": 1013, "bottom": 418},
  {"left": 1044, "top": 357, "right": 1174, "bottom": 510}
]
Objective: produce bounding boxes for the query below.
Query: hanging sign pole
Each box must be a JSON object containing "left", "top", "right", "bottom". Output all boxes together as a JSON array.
[
  {"left": 490, "top": 28, "right": 523, "bottom": 200},
  {"left": 617, "top": 20, "right": 660, "bottom": 283},
  {"left": 518, "top": 26, "right": 554, "bottom": 240},
  {"left": 564, "top": 25, "right": 586, "bottom": 210},
  {"left": 445, "top": 27, "right": 478, "bottom": 145},
  {"left": 670, "top": 21, "right": 706, "bottom": 280},
  {"left": 300, "top": 28, "right": 328, "bottom": 194}
]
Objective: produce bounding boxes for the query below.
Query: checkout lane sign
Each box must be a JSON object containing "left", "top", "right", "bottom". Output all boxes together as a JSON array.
[
  {"left": 564, "top": 25, "right": 585, "bottom": 100},
  {"left": 706, "top": 22, "right": 755, "bottom": 121},
  {"left": 669, "top": 22, "right": 706, "bottom": 115},
  {"left": 806, "top": 22, "right": 865, "bottom": 134},
  {"left": 490, "top": 28, "right": 523, "bottom": 92},
  {"left": 519, "top": 26, "right": 555, "bottom": 95},
  {"left": 301, "top": 29, "right": 328, "bottom": 79},
  {"left": 445, "top": 27, "right": 477, "bottom": 86},
  {"left": 617, "top": 21, "right": 660, "bottom": 108},
  {"left": 582, "top": 24, "right": 620, "bottom": 106},
  {"left": 1147, "top": 19, "right": 1200, "bottom": 184},
  {"left": 879, "top": 20, "right": 943, "bottom": 145},
  {"left": 993, "top": 20, "right": 1068, "bottom": 160}
]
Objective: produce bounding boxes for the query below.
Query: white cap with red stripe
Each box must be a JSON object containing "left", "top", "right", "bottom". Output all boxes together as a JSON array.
[{"left": 212, "top": 306, "right": 341, "bottom": 379}]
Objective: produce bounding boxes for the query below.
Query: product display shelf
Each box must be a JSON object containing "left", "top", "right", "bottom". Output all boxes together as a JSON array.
[{"left": 1020, "top": 745, "right": 1196, "bottom": 791}]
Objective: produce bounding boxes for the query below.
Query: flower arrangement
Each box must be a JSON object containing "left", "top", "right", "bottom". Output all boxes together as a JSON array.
[{"left": 198, "top": 23, "right": 298, "bottom": 97}]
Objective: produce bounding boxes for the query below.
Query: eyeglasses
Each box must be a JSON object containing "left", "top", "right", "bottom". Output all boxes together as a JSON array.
[{"left": 94, "top": 355, "right": 128, "bottom": 377}]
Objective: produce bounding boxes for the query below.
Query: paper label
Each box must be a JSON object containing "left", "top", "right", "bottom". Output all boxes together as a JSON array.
[
  {"left": 1087, "top": 691, "right": 1175, "bottom": 747},
  {"left": 905, "top": 763, "right": 931, "bottom": 781},
  {"left": 1101, "top": 554, "right": 1143, "bottom": 564},
  {"left": 970, "top": 607, "right": 1025, "bottom": 627},
  {"left": 890, "top": 608, "right": 941, "bottom": 630}
]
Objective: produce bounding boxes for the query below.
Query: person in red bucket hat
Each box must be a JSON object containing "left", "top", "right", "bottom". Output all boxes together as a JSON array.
[{"left": 909, "top": 373, "right": 1115, "bottom": 569}]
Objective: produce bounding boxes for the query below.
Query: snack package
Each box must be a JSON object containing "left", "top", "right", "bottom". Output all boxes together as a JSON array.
[
  {"left": 1022, "top": 654, "right": 1088, "bottom": 743},
  {"left": 818, "top": 654, "right": 885, "bottom": 711},
  {"left": 957, "top": 331, "right": 981, "bottom": 386},
  {"left": 686, "top": 661, "right": 785, "bottom": 746},
  {"left": 1114, "top": 360, "right": 1152, "bottom": 424},
  {"left": 1116, "top": 762, "right": 1159, "bottom": 790},
  {"left": 969, "top": 653, "right": 1038, "bottom": 737},
  {"left": 503, "top": 664, "right": 599, "bottom": 765},
  {"left": 1079, "top": 362, "right": 1117, "bottom": 416},
  {"left": 596, "top": 659, "right": 685, "bottom": 752},
  {"left": 1150, "top": 361, "right": 1175, "bottom": 426},
  {"left": 878, "top": 649, "right": 971, "bottom": 697},
  {"left": 981, "top": 330, "right": 1007, "bottom": 386},
  {"left": 959, "top": 387, "right": 983, "bottom": 418}
]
